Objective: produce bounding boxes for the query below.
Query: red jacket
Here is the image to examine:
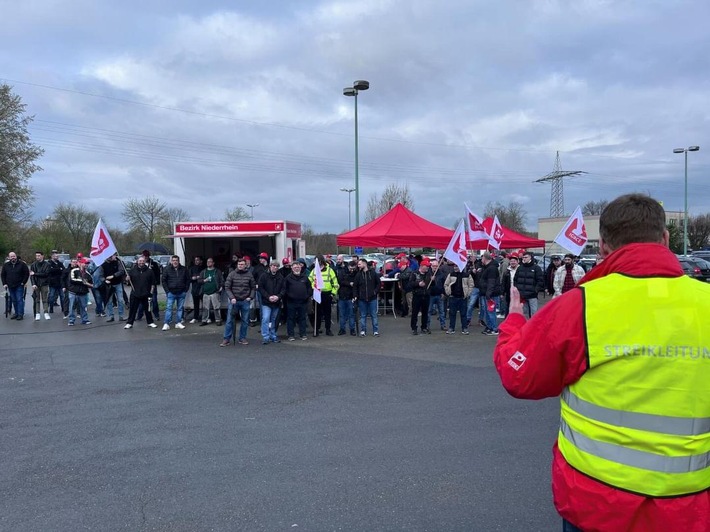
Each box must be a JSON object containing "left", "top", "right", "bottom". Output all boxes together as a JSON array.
[{"left": 493, "top": 243, "right": 709, "bottom": 532}]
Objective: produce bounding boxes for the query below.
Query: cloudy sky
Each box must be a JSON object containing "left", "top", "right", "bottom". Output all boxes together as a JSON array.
[{"left": 2, "top": 0, "right": 708, "bottom": 234}]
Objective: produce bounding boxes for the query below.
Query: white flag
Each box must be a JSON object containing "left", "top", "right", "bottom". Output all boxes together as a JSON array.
[
  {"left": 465, "top": 203, "right": 488, "bottom": 241},
  {"left": 487, "top": 215, "right": 504, "bottom": 250},
  {"left": 443, "top": 220, "right": 469, "bottom": 271},
  {"left": 89, "top": 218, "right": 118, "bottom": 266},
  {"left": 312, "top": 258, "right": 324, "bottom": 304},
  {"left": 554, "top": 206, "right": 588, "bottom": 256}
]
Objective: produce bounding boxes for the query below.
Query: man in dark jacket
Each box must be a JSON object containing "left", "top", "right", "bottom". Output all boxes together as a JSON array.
[
  {"left": 187, "top": 256, "right": 205, "bottom": 323},
  {"left": 124, "top": 256, "right": 157, "bottom": 329},
  {"left": 283, "top": 261, "right": 312, "bottom": 341},
  {"left": 336, "top": 260, "right": 358, "bottom": 336},
  {"left": 545, "top": 255, "right": 561, "bottom": 296},
  {"left": 2, "top": 251, "right": 30, "bottom": 320},
  {"left": 102, "top": 253, "right": 127, "bottom": 322},
  {"left": 427, "top": 259, "right": 448, "bottom": 331},
  {"left": 221, "top": 257, "right": 256, "bottom": 346},
  {"left": 353, "top": 258, "right": 380, "bottom": 336},
  {"left": 47, "top": 251, "right": 65, "bottom": 315},
  {"left": 67, "top": 259, "right": 93, "bottom": 326},
  {"left": 478, "top": 251, "right": 502, "bottom": 335},
  {"left": 30, "top": 251, "right": 52, "bottom": 320},
  {"left": 408, "top": 259, "right": 432, "bottom": 335},
  {"left": 258, "top": 261, "right": 285, "bottom": 344},
  {"left": 514, "top": 251, "right": 545, "bottom": 318},
  {"left": 137, "top": 250, "right": 161, "bottom": 322},
  {"left": 161, "top": 255, "right": 190, "bottom": 331}
]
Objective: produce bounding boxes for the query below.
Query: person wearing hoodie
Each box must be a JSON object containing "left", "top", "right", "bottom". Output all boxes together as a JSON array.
[
  {"left": 494, "top": 193, "right": 710, "bottom": 532},
  {"left": 124, "top": 256, "right": 157, "bottom": 329},
  {"left": 283, "top": 260, "right": 312, "bottom": 341}
]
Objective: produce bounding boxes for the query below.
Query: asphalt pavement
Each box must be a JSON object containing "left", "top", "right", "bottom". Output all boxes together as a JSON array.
[{"left": 1, "top": 303, "right": 561, "bottom": 531}]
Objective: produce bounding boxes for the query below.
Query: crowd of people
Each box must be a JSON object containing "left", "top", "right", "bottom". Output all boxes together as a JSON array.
[{"left": 3, "top": 246, "right": 598, "bottom": 344}]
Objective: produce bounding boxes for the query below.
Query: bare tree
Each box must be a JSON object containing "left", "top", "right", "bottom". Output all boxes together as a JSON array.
[
  {"left": 157, "top": 207, "right": 190, "bottom": 238},
  {"left": 51, "top": 203, "right": 101, "bottom": 252},
  {"left": 122, "top": 196, "right": 166, "bottom": 242},
  {"left": 224, "top": 206, "right": 250, "bottom": 221},
  {"left": 688, "top": 214, "right": 710, "bottom": 251},
  {"left": 364, "top": 183, "right": 414, "bottom": 222},
  {"left": 483, "top": 201, "right": 527, "bottom": 233},
  {"left": 582, "top": 200, "right": 609, "bottom": 216}
]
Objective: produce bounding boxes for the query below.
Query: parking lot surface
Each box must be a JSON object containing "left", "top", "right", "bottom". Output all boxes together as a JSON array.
[{"left": 1, "top": 310, "right": 560, "bottom": 531}]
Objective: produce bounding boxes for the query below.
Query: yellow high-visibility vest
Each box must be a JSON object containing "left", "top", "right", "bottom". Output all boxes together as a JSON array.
[{"left": 558, "top": 273, "right": 710, "bottom": 497}]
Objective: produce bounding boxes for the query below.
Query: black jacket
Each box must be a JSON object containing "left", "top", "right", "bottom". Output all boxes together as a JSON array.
[
  {"left": 188, "top": 264, "right": 205, "bottom": 295},
  {"left": 284, "top": 272, "right": 312, "bottom": 302},
  {"left": 429, "top": 268, "right": 447, "bottom": 297},
  {"left": 30, "top": 260, "right": 51, "bottom": 287},
  {"left": 129, "top": 264, "right": 155, "bottom": 298},
  {"left": 353, "top": 268, "right": 380, "bottom": 302},
  {"left": 2, "top": 259, "right": 30, "bottom": 288},
  {"left": 47, "top": 259, "right": 65, "bottom": 288},
  {"left": 258, "top": 271, "right": 285, "bottom": 308},
  {"left": 162, "top": 265, "right": 190, "bottom": 295},
  {"left": 102, "top": 259, "right": 126, "bottom": 286},
  {"left": 67, "top": 267, "right": 92, "bottom": 295},
  {"left": 337, "top": 268, "right": 358, "bottom": 300},
  {"left": 479, "top": 261, "right": 502, "bottom": 298},
  {"left": 514, "top": 262, "right": 544, "bottom": 299},
  {"left": 407, "top": 269, "right": 432, "bottom": 297},
  {"left": 224, "top": 269, "right": 256, "bottom": 301}
]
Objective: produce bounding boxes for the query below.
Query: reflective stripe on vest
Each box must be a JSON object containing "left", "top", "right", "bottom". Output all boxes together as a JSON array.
[{"left": 558, "top": 273, "right": 710, "bottom": 497}]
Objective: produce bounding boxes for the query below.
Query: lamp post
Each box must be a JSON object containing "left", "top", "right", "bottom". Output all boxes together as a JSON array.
[
  {"left": 343, "top": 80, "right": 369, "bottom": 228},
  {"left": 672, "top": 146, "right": 700, "bottom": 255},
  {"left": 246, "top": 203, "right": 259, "bottom": 221},
  {"left": 340, "top": 187, "right": 355, "bottom": 254}
]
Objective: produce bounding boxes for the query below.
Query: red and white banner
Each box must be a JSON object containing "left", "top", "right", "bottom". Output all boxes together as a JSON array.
[
  {"left": 554, "top": 206, "right": 588, "bottom": 255},
  {"left": 90, "top": 218, "right": 118, "bottom": 266},
  {"left": 443, "top": 220, "right": 468, "bottom": 271},
  {"left": 465, "top": 203, "right": 488, "bottom": 241},
  {"left": 312, "top": 258, "right": 324, "bottom": 304},
  {"left": 487, "top": 215, "right": 504, "bottom": 250}
]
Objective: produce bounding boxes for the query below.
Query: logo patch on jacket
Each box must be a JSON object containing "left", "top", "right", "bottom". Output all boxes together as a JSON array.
[{"left": 508, "top": 351, "right": 527, "bottom": 371}]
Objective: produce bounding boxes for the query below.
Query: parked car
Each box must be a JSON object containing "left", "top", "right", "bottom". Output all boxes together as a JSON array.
[{"left": 677, "top": 256, "right": 710, "bottom": 282}]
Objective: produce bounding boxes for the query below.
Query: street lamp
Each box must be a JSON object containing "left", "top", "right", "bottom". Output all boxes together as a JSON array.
[
  {"left": 246, "top": 203, "right": 259, "bottom": 221},
  {"left": 672, "top": 145, "right": 700, "bottom": 255},
  {"left": 340, "top": 188, "right": 356, "bottom": 231},
  {"left": 343, "top": 80, "right": 369, "bottom": 227}
]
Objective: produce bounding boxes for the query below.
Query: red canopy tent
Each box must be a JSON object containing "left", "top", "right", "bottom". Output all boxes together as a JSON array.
[
  {"left": 336, "top": 203, "right": 455, "bottom": 249},
  {"left": 468, "top": 218, "right": 545, "bottom": 250}
]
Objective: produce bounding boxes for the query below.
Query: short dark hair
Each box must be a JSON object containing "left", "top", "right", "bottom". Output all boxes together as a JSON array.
[{"left": 599, "top": 194, "right": 666, "bottom": 250}]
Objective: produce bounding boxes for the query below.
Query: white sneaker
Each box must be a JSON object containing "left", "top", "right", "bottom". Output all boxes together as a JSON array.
[
  {"left": 162, "top": 323, "right": 170, "bottom": 331},
  {"left": 124, "top": 323, "right": 132, "bottom": 329},
  {"left": 189, "top": 319, "right": 197, "bottom": 324},
  {"left": 35, "top": 313, "right": 41, "bottom": 321},
  {"left": 148, "top": 323, "right": 157, "bottom": 328},
  {"left": 175, "top": 322, "right": 185, "bottom": 329},
  {"left": 44, "top": 312, "right": 51, "bottom": 320}
]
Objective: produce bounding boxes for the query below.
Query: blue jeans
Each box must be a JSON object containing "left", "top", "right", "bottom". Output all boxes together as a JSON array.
[
  {"left": 522, "top": 297, "right": 539, "bottom": 319},
  {"left": 224, "top": 300, "right": 250, "bottom": 341},
  {"left": 68, "top": 293, "right": 89, "bottom": 324},
  {"left": 9, "top": 286, "right": 25, "bottom": 316},
  {"left": 260, "top": 305, "right": 280, "bottom": 341},
  {"left": 105, "top": 283, "right": 125, "bottom": 318},
  {"left": 91, "top": 288, "right": 104, "bottom": 315},
  {"left": 466, "top": 287, "right": 481, "bottom": 325},
  {"left": 338, "top": 299, "right": 356, "bottom": 333},
  {"left": 448, "top": 296, "right": 468, "bottom": 331},
  {"left": 428, "top": 294, "right": 446, "bottom": 328},
  {"left": 358, "top": 299, "right": 378, "bottom": 334},
  {"left": 49, "top": 286, "right": 63, "bottom": 312},
  {"left": 484, "top": 295, "right": 500, "bottom": 331},
  {"left": 164, "top": 292, "right": 186, "bottom": 325}
]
